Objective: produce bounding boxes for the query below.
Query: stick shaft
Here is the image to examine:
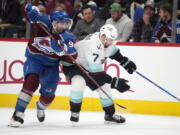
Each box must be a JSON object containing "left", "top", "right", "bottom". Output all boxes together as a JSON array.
[{"left": 136, "top": 71, "right": 180, "bottom": 101}]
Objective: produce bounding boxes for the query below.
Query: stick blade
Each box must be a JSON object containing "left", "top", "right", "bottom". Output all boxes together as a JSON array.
[{"left": 115, "top": 103, "right": 127, "bottom": 109}]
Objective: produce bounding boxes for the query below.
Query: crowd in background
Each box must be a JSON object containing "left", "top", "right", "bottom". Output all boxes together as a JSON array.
[{"left": 0, "top": 0, "right": 180, "bottom": 43}]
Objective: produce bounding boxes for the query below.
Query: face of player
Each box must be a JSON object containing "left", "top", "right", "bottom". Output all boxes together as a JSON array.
[
  {"left": 100, "top": 34, "right": 113, "bottom": 47},
  {"left": 53, "top": 21, "right": 70, "bottom": 33},
  {"left": 82, "top": 8, "right": 94, "bottom": 23}
]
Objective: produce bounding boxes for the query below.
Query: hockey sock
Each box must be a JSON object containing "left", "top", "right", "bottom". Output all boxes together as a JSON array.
[
  {"left": 103, "top": 104, "right": 115, "bottom": 116},
  {"left": 70, "top": 101, "right": 82, "bottom": 112},
  {"left": 37, "top": 94, "right": 55, "bottom": 110},
  {"left": 96, "top": 84, "right": 113, "bottom": 107},
  {"left": 70, "top": 75, "right": 85, "bottom": 112},
  {"left": 15, "top": 74, "right": 39, "bottom": 112},
  {"left": 100, "top": 97, "right": 114, "bottom": 108},
  {"left": 70, "top": 90, "right": 83, "bottom": 112},
  {"left": 15, "top": 90, "right": 32, "bottom": 113}
]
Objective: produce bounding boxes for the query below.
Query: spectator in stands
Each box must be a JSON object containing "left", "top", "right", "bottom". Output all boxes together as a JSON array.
[
  {"left": 130, "top": 0, "right": 147, "bottom": 22},
  {"left": 37, "top": 4, "right": 47, "bottom": 14},
  {"left": 46, "top": 0, "right": 73, "bottom": 16},
  {"left": 71, "top": 0, "right": 100, "bottom": 30},
  {"left": 73, "top": 5, "right": 104, "bottom": 40},
  {"left": 98, "top": 0, "right": 132, "bottom": 21},
  {"left": 0, "top": 0, "right": 22, "bottom": 24},
  {"left": 178, "top": 1, "right": 180, "bottom": 19},
  {"left": 154, "top": 0, "right": 171, "bottom": 8},
  {"left": 54, "top": 3, "right": 66, "bottom": 11},
  {"left": 71, "top": 0, "right": 83, "bottom": 30},
  {"left": 130, "top": 2, "right": 157, "bottom": 42},
  {"left": 94, "top": 0, "right": 106, "bottom": 8},
  {"left": 151, "top": 3, "right": 180, "bottom": 43},
  {"left": 0, "top": 0, "right": 24, "bottom": 37},
  {"left": 87, "top": 0, "right": 99, "bottom": 16},
  {"left": 97, "top": 0, "right": 112, "bottom": 20},
  {"left": 105, "top": 2, "right": 133, "bottom": 42}
]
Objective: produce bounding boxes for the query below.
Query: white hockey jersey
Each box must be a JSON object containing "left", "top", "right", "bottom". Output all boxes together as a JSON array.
[{"left": 74, "top": 32, "right": 119, "bottom": 73}]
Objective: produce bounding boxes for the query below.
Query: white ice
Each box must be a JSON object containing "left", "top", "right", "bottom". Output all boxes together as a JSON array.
[{"left": 0, "top": 108, "right": 180, "bottom": 135}]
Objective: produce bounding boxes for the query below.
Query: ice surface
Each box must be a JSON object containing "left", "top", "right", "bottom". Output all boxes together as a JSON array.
[{"left": 0, "top": 108, "right": 180, "bottom": 135}]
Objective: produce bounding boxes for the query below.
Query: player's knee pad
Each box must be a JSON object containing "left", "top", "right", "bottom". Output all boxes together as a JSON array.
[
  {"left": 70, "top": 75, "right": 86, "bottom": 103},
  {"left": 22, "top": 74, "right": 39, "bottom": 95},
  {"left": 39, "top": 80, "right": 58, "bottom": 97},
  {"left": 71, "top": 75, "right": 86, "bottom": 92}
]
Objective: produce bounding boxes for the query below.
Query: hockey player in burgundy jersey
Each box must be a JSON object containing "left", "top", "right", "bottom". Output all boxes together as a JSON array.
[
  {"left": 9, "top": 3, "right": 77, "bottom": 127},
  {"left": 63, "top": 24, "right": 137, "bottom": 125}
]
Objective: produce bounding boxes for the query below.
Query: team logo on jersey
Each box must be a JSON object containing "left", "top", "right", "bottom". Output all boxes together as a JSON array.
[
  {"left": 45, "top": 88, "right": 52, "bottom": 93},
  {"left": 97, "top": 44, "right": 102, "bottom": 49},
  {"left": 32, "top": 37, "right": 54, "bottom": 55}
]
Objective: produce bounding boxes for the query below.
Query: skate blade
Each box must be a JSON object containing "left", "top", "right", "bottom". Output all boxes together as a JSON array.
[
  {"left": 104, "top": 120, "right": 126, "bottom": 125},
  {"left": 8, "top": 121, "right": 22, "bottom": 128},
  {"left": 71, "top": 121, "right": 78, "bottom": 127}
]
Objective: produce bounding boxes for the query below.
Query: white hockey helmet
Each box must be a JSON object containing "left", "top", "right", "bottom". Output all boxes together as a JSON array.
[{"left": 100, "top": 24, "right": 118, "bottom": 40}]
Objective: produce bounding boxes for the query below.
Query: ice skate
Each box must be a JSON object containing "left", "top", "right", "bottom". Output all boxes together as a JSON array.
[
  {"left": 36, "top": 102, "right": 45, "bottom": 122},
  {"left": 104, "top": 114, "right": 126, "bottom": 124},
  {"left": 70, "top": 112, "right": 79, "bottom": 126},
  {"left": 8, "top": 111, "right": 24, "bottom": 128}
]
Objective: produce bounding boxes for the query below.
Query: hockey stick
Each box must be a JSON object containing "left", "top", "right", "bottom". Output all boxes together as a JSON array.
[
  {"left": 136, "top": 71, "right": 180, "bottom": 102},
  {"left": 37, "top": 22, "right": 127, "bottom": 109}
]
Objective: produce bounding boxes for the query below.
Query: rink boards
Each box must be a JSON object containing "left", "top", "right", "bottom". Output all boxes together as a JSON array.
[{"left": 0, "top": 39, "right": 180, "bottom": 116}]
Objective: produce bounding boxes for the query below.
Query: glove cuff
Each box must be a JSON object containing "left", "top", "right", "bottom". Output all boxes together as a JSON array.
[
  {"left": 109, "top": 50, "right": 124, "bottom": 63},
  {"left": 110, "top": 77, "right": 117, "bottom": 88},
  {"left": 120, "top": 57, "right": 130, "bottom": 68},
  {"left": 119, "top": 56, "right": 127, "bottom": 64}
]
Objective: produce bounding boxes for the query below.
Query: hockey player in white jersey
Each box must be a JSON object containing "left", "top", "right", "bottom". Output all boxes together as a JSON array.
[{"left": 63, "top": 24, "right": 137, "bottom": 124}]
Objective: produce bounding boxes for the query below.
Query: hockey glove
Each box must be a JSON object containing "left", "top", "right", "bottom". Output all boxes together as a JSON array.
[
  {"left": 25, "top": 3, "right": 39, "bottom": 12},
  {"left": 111, "top": 77, "right": 130, "bottom": 93},
  {"left": 120, "top": 57, "right": 136, "bottom": 74},
  {"left": 25, "top": 3, "right": 40, "bottom": 23},
  {"left": 27, "top": 9, "right": 40, "bottom": 23}
]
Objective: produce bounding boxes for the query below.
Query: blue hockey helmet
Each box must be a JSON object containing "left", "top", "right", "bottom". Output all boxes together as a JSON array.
[{"left": 50, "top": 10, "right": 71, "bottom": 22}]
